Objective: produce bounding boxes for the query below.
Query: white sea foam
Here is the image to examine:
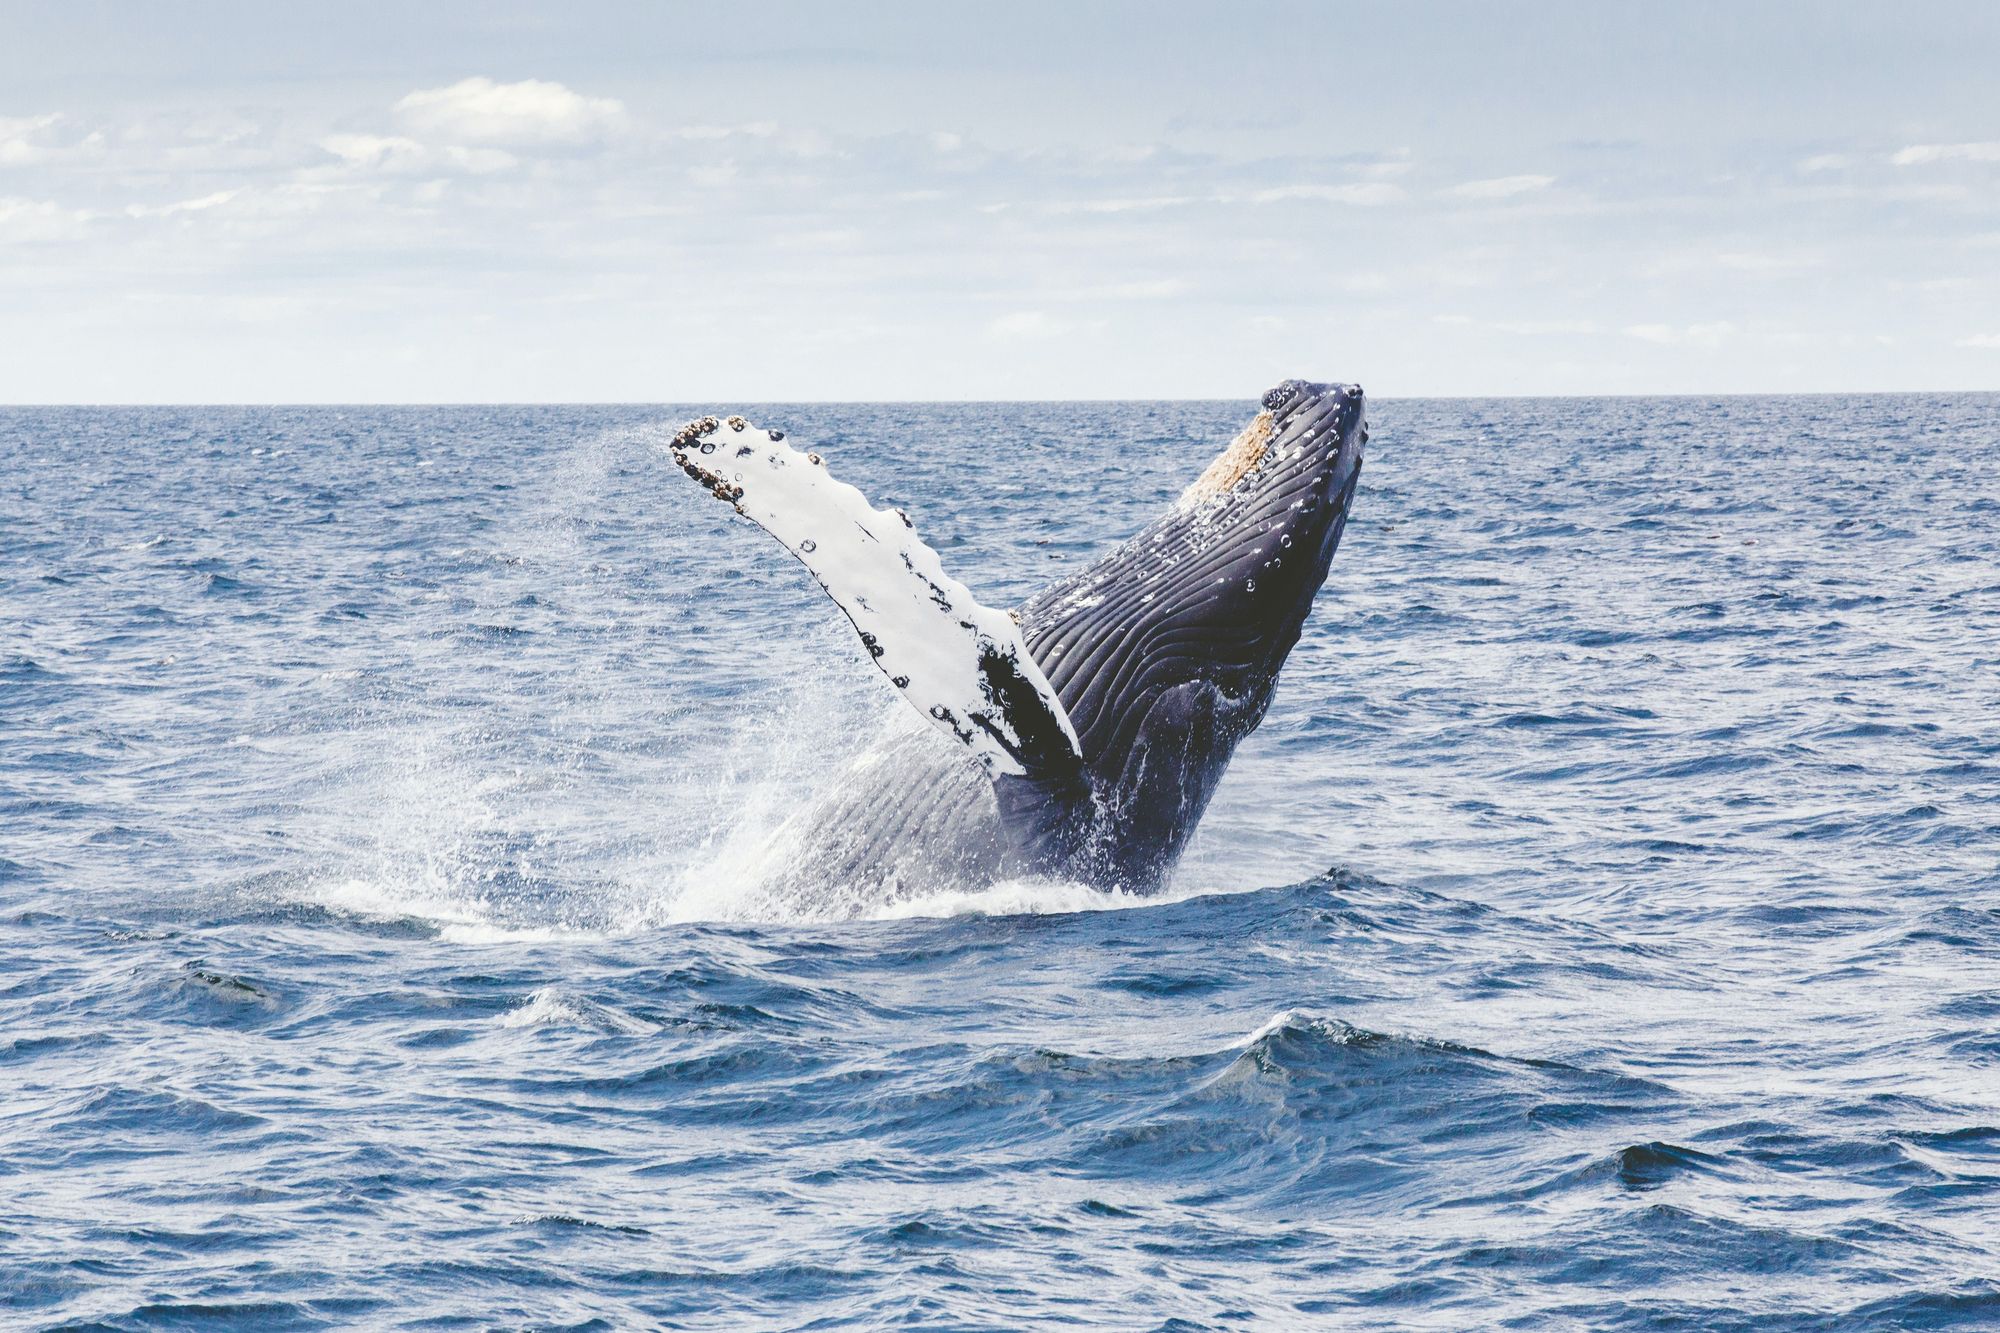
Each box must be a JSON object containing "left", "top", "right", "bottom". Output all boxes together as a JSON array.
[
  {"left": 497, "top": 986, "right": 654, "bottom": 1033},
  {"left": 865, "top": 875, "right": 1244, "bottom": 922},
  {"left": 307, "top": 876, "right": 590, "bottom": 944},
  {"left": 1238, "top": 1008, "right": 1312, "bottom": 1048}
]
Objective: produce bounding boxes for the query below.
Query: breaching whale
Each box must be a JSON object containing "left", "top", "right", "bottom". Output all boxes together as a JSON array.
[{"left": 667, "top": 379, "right": 1366, "bottom": 906}]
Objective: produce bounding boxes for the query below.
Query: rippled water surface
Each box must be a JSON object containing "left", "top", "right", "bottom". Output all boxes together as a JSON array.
[{"left": 3, "top": 397, "right": 1998, "bottom": 1329}]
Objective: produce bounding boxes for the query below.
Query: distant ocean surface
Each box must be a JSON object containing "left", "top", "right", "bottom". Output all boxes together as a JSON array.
[{"left": 3, "top": 396, "right": 1997, "bottom": 1330}]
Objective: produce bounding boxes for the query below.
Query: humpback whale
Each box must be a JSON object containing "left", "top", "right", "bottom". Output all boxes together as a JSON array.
[{"left": 668, "top": 379, "right": 1366, "bottom": 906}]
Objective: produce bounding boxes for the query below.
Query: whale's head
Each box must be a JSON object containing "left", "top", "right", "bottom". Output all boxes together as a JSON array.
[{"left": 1018, "top": 379, "right": 1366, "bottom": 887}]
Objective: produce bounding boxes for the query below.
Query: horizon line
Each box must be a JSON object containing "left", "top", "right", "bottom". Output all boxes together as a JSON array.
[{"left": 3, "top": 388, "right": 1996, "bottom": 409}]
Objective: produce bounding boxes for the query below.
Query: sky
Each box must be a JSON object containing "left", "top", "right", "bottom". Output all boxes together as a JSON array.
[{"left": 2, "top": 0, "right": 1997, "bottom": 402}]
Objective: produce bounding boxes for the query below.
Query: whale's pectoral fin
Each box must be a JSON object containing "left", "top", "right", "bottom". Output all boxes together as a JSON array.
[{"left": 667, "top": 415, "right": 1085, "bottom": 789}]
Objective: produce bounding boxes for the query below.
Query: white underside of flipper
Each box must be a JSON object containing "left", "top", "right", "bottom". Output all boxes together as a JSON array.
[{"left": 667, "top": 415, "right": 1083, "bottom": 781}]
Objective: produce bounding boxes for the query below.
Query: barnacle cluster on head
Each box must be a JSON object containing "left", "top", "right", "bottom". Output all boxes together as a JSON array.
[{"left": 1261, "top": 381, "right": 1308, "bottom": 413}]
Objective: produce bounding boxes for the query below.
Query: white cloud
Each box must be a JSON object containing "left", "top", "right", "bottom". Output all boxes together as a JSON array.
[
  {"left": 0, "top": 114, "right": 62, "bottom": 164},
  {"left": 1246, "top": 182, "right": 1403, "bottom": 206},
  {"left": 124, "top": 190, "right": 239, "bottom": 219},
  {"left": 0, "top": 113, "right": 101, "bottom": 166},
  {"left": 320, "top": 133, "right": 515, "bottom": 175},
  {"left": 1355, "top": 156, "right": 1415, "bottom": 180},
  {"left": 442, "top": 146, "right": 517, "bottom": 174},
  {"left": 1891, "top": 141, "right": 2000, "bottom": 166},
  {"left": 1046, "top": 194, "right": 1198, "bottom": 214},
  {"left": 1958, "top": 333, "right": 2000, "bottom": 349},
  {"left": 393, "top": 76, "right": 624, "bottom": 146},
  {"left": 674, "top": 122, "right": 777, "bottom": 142},
  {"left": 0, "top": 195, "right": 88, "bottom": 241},
  {"left": 321, "top": 133, "right": 429, "bottom": 170},
  {"left": 1446, "top": 174, "right": 1555, "bottom": 200},
  {"left": 1798, "top": 153, "right": 1851, "bottom": 173},
  {"left": 1624, "top": 321, "right": 1737, "bottom": 347}
]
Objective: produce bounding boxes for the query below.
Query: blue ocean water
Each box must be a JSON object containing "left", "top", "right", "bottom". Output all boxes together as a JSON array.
[{"left": 2, "top": 396, "right": 1997, "bottom": 1330}]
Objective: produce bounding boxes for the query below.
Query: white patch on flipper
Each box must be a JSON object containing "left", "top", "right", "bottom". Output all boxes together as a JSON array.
[{"left": 667, "top": 416, "right": 1082, "bottom": 779}]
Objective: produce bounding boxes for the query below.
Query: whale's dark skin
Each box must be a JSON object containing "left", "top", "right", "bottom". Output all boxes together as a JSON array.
[{"left": 768, "top": 380, "right": 1367, "bottom": 900}]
